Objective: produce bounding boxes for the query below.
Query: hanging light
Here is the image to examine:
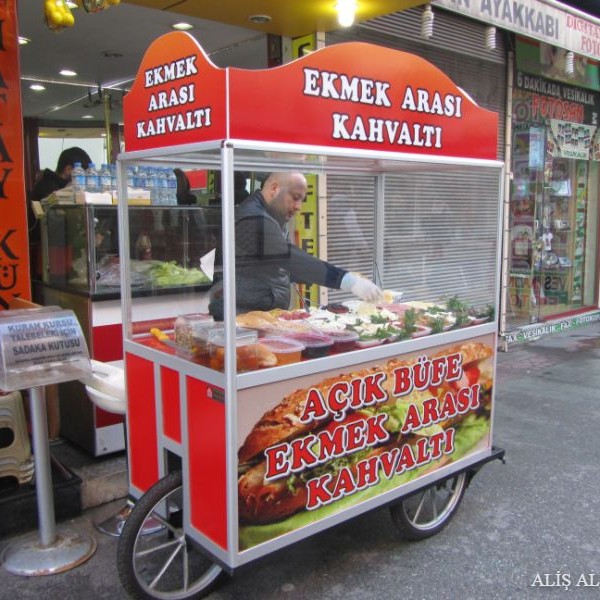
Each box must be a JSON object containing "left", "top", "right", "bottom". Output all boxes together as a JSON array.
[
  {"left": 336, "top": 0, "right": 357, "bottom": 28},
  {"left": 564, "top": 51, "right": 575, "bottom": 76},
  {"left": 421, "top": 4, "right": 434, "bottom": 39},
  {"left": 485, "top": 26, "right": 497, "bottom": 51}
]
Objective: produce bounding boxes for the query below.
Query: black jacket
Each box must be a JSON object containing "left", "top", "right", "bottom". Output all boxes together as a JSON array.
[
  {"left": 209, "top": 191, "right": 347, "bottom": 319},
  {"left": 31, "top": 168, "right": 68, "bottom": 201}
]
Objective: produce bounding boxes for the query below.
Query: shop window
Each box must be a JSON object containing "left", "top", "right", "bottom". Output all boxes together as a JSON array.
[{"left": 507, "top": 125, "right": 599, "bottom": 327}]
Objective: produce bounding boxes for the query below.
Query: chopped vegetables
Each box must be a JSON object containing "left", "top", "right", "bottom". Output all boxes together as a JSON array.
[{"left": 148, "top": 261, "right": 211, "bottom": 287}]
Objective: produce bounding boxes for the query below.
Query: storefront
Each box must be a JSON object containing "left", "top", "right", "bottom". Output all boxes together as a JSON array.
[{"left": 503, "top": 37, "right": 600, "bottom": 344}]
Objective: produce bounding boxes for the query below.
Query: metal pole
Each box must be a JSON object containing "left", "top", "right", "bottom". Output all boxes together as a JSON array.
[
  {"left": 1, "top": 384, "right": 97, "bottom": 575},
  {"left": 28, "top": 386, "right": 56, "bottom": 546},
  {"left": 104, "top": 92, "right": 112, "bottom": 164}
]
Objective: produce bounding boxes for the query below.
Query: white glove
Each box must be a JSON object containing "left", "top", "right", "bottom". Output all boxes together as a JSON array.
[{"left": 341, "top": 273, "right": 384, "bottom": 304}]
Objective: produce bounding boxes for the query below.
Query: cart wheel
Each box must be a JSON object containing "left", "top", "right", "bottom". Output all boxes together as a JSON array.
[
  {"left": 389, "top": 472, "right": 467, "bottom": 541},
  {"left": 117, "top": 470, "right": 223, "bottom": 600}
]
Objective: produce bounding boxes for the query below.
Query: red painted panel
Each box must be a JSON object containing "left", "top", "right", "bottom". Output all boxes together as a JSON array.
[
  {"left": 187, "top": 377, "right": 227, "bottom": 549},
  {"left": 123, "top": 32, "right": 227, "bottom": 152},
  {"left": 160, "top": 366, "right": 181, "bottom": 444},
  {"left": 229, "top": 42, "right": 498, "bottom": 160},
  {"left": 95, "top": 406, "right": 123, "bottom": 428},
  {"left": 92, "top": 323, "right": 123, "bottom": 362},
  {"left": 126, "top": 353, "right": 158, "bottom": 492}
]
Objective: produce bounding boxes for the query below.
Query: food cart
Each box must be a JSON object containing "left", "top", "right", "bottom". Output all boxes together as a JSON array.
[{"left": 115, "top": 32, "right": 505, "bottom": 599}]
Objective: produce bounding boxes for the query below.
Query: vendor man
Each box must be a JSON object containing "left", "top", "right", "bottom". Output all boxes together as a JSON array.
[{"left": 208, "top": 172, "right": 382, "bottom": 320}]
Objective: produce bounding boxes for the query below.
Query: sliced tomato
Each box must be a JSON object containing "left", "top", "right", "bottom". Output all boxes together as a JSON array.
[{"left": 449, "top": 365, "right": 481, "bottom": 390}]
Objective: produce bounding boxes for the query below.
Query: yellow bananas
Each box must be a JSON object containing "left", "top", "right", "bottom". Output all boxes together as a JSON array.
[
  {"left": 44, "top": 0, "right": 121, "bottom": 32},
  {"left": 44, "top": 0, "right": 74, "bottom": 30}
]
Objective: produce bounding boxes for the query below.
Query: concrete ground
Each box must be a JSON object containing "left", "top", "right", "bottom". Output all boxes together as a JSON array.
[{"left": 1, "top": 323, "right": 600, "bottom": 599}]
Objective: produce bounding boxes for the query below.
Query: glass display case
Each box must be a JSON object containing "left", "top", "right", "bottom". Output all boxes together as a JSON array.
[
  {"left": 109, "top": 31, "right": 510, "bottom": 588},
  {"left": 37, "top": 202, "right": 219, "bottom": 456},
  {"left": 122, "top": 155, "right": 501, "bottom": 370},
  {"left": 40, "top": 203, "right": 218, "bottom": 298}
]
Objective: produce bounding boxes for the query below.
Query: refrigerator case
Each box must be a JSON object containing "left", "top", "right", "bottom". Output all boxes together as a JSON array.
[{"left": 39, "top": 203, "right": 217, "bottom": 455}]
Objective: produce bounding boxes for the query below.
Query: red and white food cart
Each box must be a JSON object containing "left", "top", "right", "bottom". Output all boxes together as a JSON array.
[{"left": 115, "top": 32, "right": 505, "bottom": 599}]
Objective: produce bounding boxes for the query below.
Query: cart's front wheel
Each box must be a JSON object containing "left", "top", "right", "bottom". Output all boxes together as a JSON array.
[
  {"left": 117, "top": 470, "right": 223, "bottom": 600},
  {"left": 389, "top": 472, "right": 467, "bottom": 541}
]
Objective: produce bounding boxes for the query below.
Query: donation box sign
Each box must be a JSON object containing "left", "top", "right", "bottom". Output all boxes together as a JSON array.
[{"left": 0, "top": 307, "right": 91, "bottom": 392}]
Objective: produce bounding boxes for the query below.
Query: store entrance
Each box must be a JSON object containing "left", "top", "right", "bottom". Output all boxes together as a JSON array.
[
  {"left": 535, "top": 158, "right": 582, "bottom": 319},
  {"left": 507, "top": 125, "right": 598, "bottom": 328}
]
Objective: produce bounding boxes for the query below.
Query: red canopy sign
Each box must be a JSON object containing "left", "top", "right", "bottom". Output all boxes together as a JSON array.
[
  {"left": 125, "top": 32, "right": 498, "bottom": 160},
  {"left": 124, "top": 33, "right": 226, "bottom": 152}
]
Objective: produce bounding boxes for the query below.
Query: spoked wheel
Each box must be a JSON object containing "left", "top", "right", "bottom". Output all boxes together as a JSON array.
[
  {"left": 389, "top": 472, "right": 467, "bottom": 541},
  {"left": 117, "top": 470, "right": 223, "bottom": 599}
]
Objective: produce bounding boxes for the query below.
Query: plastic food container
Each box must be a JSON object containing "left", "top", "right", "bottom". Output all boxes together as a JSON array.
[
  {"left": 327, "top": 329, "right": 359, "bottom": 353},
  {"left": 288, "top": 332, "right": 333, "bottom": 359},
  {"left": 411, "top": 325, "right": 432, "bottom": 339},
  {"left": 260, "top": 337, "right": 305, "bottom": 366},
  {"left": 188, "top": 322, "right": 221, "bottom": 366},
  {"left": 208, "top": 327, "right": 259, "bottom": 372},
  {"left": 174, "top": 313, "right": 214, "bottom": 362},
  {"left": 355, "top": 337, "right": 385, "bottom": 349}
]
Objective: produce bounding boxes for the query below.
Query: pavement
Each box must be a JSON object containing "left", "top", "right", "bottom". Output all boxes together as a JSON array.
[{"left": 1, "top": 323, "right": 600, "bottom": 599}]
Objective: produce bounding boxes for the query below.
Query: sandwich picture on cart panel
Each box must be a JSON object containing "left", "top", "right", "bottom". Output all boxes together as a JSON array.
[{"left": 237, "top": 335, "right": 495, "bottom": 549}]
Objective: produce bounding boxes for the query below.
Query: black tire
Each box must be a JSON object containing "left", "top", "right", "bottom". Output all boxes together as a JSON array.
[
  {"left": 389, "top": 472, "right": 467, "bottom": 541},
  {"left": 117, "top": 470, "right": 223, "bottom": 599}
]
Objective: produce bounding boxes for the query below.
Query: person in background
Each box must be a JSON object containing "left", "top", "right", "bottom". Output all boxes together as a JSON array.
[
  {"left": 28, "top": 147, "right": 92, "bottom": 285},
  {"left": 208, "top": 172, "right": 383, "bottom": 320},
  {"left": 30, "top": 146, "right": 91, "bottom": 201}
]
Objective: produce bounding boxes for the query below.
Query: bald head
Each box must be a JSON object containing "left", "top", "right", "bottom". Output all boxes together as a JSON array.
[{"left": 261, "top": 172, "right": 307, "bottom": 222}]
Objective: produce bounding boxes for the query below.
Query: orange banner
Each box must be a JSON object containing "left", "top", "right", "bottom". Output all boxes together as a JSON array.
[{"left": 0, "top": 0, "right": 31, "bottom": 307}]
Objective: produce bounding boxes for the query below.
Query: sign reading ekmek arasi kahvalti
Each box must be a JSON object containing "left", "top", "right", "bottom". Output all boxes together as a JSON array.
[
  {"left": 124, "top": 32, "right": 227, "bottom": 152},
  {"left": 125, "top": 33, "right": 498, "bottom": 160}
]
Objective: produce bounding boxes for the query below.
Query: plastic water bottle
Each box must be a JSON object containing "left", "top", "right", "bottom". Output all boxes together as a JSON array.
[
  {"left": 126, "top": 165, "right": 135, "bottom": 188},
  {"left": 99, "top": 163, "right": 112, "bottom": 193},
  {"left": 110, "top": 164, "right": 117, "bottom": 191},
  {"left": 72, "top": 162, "right": 86, "bottom": 195},
  {"left": 157, "top": 168, "right": 168, "bottom": 205},
  {"left": 133, "top": 166, "right": 146, "bottom": 190},
  {"left": 166, "top": 169, "right": 178, "bottom": 205},
  {"left": 146, "top": 167, "right": 158, "bottom": 204},
  {"left": 85, "top": 163, "right": 100, "bottom": 193}
]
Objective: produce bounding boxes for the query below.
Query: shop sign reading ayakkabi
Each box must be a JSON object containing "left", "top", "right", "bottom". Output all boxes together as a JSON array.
[
  {"left": 125, "top": 33, "right": 498, "bottom": 160},
  {"left": 434, "top": 0, "right": 600, "bottom": 61}
]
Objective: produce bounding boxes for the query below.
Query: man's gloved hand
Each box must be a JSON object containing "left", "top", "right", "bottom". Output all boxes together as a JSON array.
[{"left": 340, "top": 273, "right": 384, "bottom": 304}]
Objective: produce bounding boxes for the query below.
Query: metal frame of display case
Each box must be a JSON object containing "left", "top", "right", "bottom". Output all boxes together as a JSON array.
[
  {"left": 114, "top": 33, "right": 506, "bottom": 586},
  {"left": 117, "top": 139, "right": 504, "bottom": 568}
]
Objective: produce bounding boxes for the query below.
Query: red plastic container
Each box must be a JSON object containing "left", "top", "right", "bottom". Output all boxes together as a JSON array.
[
  {"left": 288, "top": 332, "right": 333, "bottom": 359},
  {"left": 327, "top": 329, "right": 359, "bottom": 353}
]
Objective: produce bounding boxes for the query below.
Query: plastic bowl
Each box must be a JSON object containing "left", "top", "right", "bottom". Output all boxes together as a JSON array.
[
  {"left": 355, "top": 337, "right": 385, "bottom": 349},
  {"left": 288, "top": 332, "right": 333, "bottom": 359},
  {"left": 327, "top": 329, "right": 359, "bottom": 353},
  {"left": 411, "top": 325, "right": 432, "bottom": 339},
  {"left": 260, "top": 337, "right": 305, "bottom": 365}
]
